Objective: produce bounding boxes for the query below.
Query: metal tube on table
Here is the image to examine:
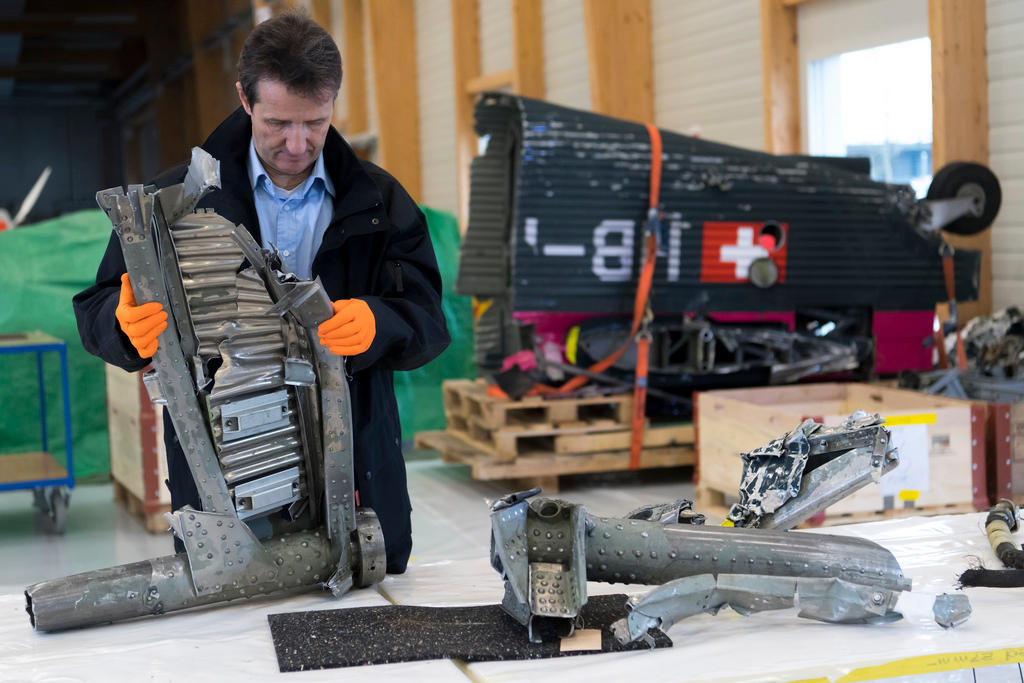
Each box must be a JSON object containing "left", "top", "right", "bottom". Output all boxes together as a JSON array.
[
  {"left": 25, "top": 528, "right": 338, "bottom": 632},
  {"left": 583, "top": 515, "right": 911, "bottom": 592}
]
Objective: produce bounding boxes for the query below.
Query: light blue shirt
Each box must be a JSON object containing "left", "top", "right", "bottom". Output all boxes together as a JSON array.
[{"left": 247, "top": 140, "right": 335, "bottom": 280}]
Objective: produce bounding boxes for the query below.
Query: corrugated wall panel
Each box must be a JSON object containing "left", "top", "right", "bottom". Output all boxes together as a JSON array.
[
  {"left": 652, "top": 0, "right": 763, "bottom": 151},
  {"left": 480, "top": 0, "right": 512, "bottom": 76},
  {"left": 988, "top": 0, "right": 1024, "bottom": 309},
  {"left": 542, "top": 0, "right": 590, "bottom": 111},
  {"left": 416, "top": 0, "right": 457, "bottom": 213}
]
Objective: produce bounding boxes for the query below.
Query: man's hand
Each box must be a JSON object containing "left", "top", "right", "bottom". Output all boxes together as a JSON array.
[
  {"left": 115, "top": 273, "right": 167, "bottom": 358},
  {"left": 318, "top": 299, "right": 376, "bottom": 356}
]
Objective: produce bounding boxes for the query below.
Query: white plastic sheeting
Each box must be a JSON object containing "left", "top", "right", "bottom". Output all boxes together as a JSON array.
[{"left": 2, "top": 460, "right": 1022, "bottom": 681}]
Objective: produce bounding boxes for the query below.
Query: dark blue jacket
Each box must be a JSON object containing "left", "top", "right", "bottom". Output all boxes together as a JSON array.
[{"left": 73, "top": 107, "right": 450, "bottom": 573}]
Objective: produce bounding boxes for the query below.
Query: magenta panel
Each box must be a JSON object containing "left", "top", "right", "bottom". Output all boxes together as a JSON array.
[{"left": 873, "top": 310, "right": 935, "bottom": 374}]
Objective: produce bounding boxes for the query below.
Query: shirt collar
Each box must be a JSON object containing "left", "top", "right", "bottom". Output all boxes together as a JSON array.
[{"left": 247, "top": 138, "right": 335, "bottom": 199}]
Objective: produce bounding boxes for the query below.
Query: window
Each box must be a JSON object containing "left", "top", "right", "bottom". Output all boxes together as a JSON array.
[{"left": 807, "top": 37, "right": 933, "bottom": 197}]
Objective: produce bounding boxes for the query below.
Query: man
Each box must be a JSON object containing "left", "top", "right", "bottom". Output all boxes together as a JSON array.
[{"left": 73, "top": 11, "right": 450, "bottom": 574}]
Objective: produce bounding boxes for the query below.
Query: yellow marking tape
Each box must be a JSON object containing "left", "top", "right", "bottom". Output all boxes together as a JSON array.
[
  {"left": 898, "top": 489, "right": 919, "bottom": 502},
  {"left": 829, "top": 646, "right": 1024, "bottom": 682},
  {"left": 565, "top": 325, "right": 580, "bottom": 365},
  {"left": 883, "top": 413, "right": 937, "bottom": 426},
  {"left": 720, "top": 519, "right": 734, "bottom": 527}
]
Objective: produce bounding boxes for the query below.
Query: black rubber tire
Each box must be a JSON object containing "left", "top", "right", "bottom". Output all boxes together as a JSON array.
[{"left": 926, "top": 161, "right": 1001, "bottom": 235}]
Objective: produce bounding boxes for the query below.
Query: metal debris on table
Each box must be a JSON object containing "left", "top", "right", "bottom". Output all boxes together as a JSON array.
[{"left": 25, "top": 148, "right": 385, "bottom": 632}]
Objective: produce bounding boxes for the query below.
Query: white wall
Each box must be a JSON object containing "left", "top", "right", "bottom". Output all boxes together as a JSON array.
[
  {"left": 988, "top": 0, "right": 1024, "bottom": 309},
  {"left": 480, "top": 0, "right": 512, "bottom": 76},
  {"left": 542, "top": 0, "right": 590, "bottom": 111},
  {"left": 416, "top": 0, "right": 458, "bottom": 213},
  {"left": 652, "top": 0, "right": 763, "bottom": 150}
]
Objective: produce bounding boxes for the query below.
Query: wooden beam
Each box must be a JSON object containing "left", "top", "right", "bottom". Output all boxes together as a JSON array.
[
  {"left": 308, "top": 0, "right": 331, "bottom": 30},
  {"left": 451, "top": 0, "right": 482, "bottom": 233},
  {"left": 511, "top": 0, "right": 544, "bottom": 98},
  {"left": 366, "top": 0, "right": 422, "bottom": 202},
  {"left": 342, "top": 0, "right": 369, "bottom": 134},
  {"left": 781, "top": 0, "right": 823, "bottom": 6},
  {"left": 582, "top": 0, "right": 653, "bottom": 122},
  {"left": 760, "top": 0, "right": 800, "bottom": 153},
  {"left": 930, "top": 0, "right": 991, "bottom": 318},
  {"left": 465, "top": 69, "right": 513, "bottom": 95},
  {"left": 186, "top": 1, "right": 237, "bottom": 141}
]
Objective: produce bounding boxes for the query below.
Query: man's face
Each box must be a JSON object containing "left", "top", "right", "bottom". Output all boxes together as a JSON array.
[{"left": 237, "top": 78, "right": 334, "bottom": 181}]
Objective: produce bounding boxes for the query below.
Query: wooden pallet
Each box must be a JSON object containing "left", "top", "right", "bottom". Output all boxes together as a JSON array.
[
  {"left": 695, "top": 485, "right": 979, "bottom": 528},
  {"left": 415, "top": 429, "right": 694, "bottom": 493},
  {"left": 113, "top": 479, "right": 170, "bottom": 534},
  {"left": 444, "top": 417, "right": 692, "bottom": 460},
  {"left": 442, "top": 379, "right": 634, "bottom": 430}
]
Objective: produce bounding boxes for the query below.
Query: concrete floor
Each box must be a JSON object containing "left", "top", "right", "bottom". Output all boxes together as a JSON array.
[{"left": 0, "top": 457, "right": 694, "bottom": 589}]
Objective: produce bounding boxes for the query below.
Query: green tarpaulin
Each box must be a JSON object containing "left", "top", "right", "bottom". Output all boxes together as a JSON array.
[
  {"left": 395, "top": 206, "right": 476, "bottom": 440},
  {"left": 0, "top": 205, "right": 473, "bottom": 481},
  {"left": 0, "top": 210, "right": 114, "bottom": 480}
]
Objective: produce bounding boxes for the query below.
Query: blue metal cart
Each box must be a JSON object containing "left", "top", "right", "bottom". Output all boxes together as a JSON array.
[{"left": 0, "top": 331, "right": 74, "bottom": 533}]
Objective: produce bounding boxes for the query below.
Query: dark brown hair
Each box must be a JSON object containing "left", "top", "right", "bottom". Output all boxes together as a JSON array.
[{"left": 237, "top": 9, "right": 342, "bottom": 105}]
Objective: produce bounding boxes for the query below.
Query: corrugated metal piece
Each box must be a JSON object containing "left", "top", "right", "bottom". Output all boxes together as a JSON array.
[{"left": 458, "top": 93, "right": 981, "bottom": 316}]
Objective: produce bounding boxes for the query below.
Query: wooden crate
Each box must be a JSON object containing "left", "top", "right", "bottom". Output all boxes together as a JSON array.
[
  {"left": 106, "top": 364, "right": 171, "bottom": 532},
  {"left": 695, "top": 383, "right": 988, "bottom": 524},
  {"left": 990, "top": 401, "right": 1024, "bottom": 504}
]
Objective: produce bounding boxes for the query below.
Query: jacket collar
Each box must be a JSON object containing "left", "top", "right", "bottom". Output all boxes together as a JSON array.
[{"left": 201, "top": 107, "right": 384, "bottom": 236}]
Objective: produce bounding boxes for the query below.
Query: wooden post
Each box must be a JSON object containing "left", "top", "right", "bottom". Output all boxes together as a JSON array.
[
  {"left": 451, "top": 0, "right": 482, "bottom": 233},
  {"left": 366, "top": 0, "right": 422, "bottom": 202},
  {"left": 760, "top": 0, "right": 800, "bottom": 153},
  {"left": 511, "top": 0, "right": 545, "bottom": 99},
  {"left": 342, "top": 0, "right": 368, "bottom": 134},
  {"left": 581, "top": 0, "right": 653, "bottom": 122},
  {"left": 186, "top": 0, "right": 239, "bottom": 142},
  {"left": 930, "top": 0, "right": 990, "bottom": 318}
]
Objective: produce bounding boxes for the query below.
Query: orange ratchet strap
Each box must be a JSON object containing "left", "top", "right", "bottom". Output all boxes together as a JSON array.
[
  {"left": 940, "top": 244, "right": 968, "bottom": 369},
  {"left": 490, "top": 124, "right": 664, "bottom": 472}
]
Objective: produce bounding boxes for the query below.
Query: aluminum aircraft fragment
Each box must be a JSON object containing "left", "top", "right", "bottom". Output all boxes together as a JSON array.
[
  {"left": 932, "top": 593, "right": 972, "bottom": 628},
  {"left": 489, "top": 414, "right": 910, "bottom": 645},
  {"left": 903, "top": 307, "right": 1024, "bottom": 402},
  {"left": 728, "top": 411, "right": 898, "bottom": 529},
  {"left": 25, "top": 148, "right": 385, "bottom": 632},
  {"left": 611, "top": 574, "right": 902, "bottom": 647},
  {"left": 573, "top": 317, "right": 864, "bottom": 393},
  {"left": 490, "top": 499, "right": 909, "bottom": 643},
  {"left": 458, "top": 93, "right": 992, "bottom": 378}
]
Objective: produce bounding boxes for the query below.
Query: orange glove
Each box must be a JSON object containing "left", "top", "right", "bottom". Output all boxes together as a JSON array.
[
  {"left": 318, "top": 299, "right": 376, "bottom": 356},
  {"left": 115, "top": 273, "right": 167, "bottom": 358}
]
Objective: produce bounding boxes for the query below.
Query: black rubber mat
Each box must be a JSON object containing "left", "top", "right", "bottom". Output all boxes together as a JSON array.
[{"left": 268, "top": 593, "right": 671, "bottom": 671}]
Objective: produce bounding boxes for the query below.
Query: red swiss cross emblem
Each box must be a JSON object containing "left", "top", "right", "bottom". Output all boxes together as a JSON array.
[{"left": 700, "top": 221, "right": 788, "bottom": 283}]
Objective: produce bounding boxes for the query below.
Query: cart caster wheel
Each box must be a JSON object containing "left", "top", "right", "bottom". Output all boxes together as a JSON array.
[{"left": 45, "top": 486, "right": 69, "bottom": 534}]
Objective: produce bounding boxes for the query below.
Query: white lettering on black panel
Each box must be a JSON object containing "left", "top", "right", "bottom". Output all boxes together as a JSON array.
[{"left": 592, "top": 219, "right": 635, "bottom": 282}]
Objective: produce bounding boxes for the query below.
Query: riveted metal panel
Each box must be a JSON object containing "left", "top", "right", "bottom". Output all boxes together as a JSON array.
[{"left": 459, "top": 94, "right": 981, "bottom": 316}]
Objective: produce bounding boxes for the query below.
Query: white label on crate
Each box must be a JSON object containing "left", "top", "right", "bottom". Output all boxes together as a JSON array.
[{"left": 882, "top": 424, "right": 930, "bottom": 496}]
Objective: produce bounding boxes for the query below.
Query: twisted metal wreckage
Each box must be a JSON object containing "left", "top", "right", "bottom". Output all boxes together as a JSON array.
[
  {"left": 25, "top": 149, "right": 968, "bottom": 645},
  {"left": 490, "top": 412, "right": 971, "bottom": 645},
  {"left": 25, "top": 148, "right": 386, "bottom": 631}
]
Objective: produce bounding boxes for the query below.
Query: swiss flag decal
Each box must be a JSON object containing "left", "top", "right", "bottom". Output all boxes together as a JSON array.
[{"left": 700, "top": 221, "right": 788, "bottom": 283}]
